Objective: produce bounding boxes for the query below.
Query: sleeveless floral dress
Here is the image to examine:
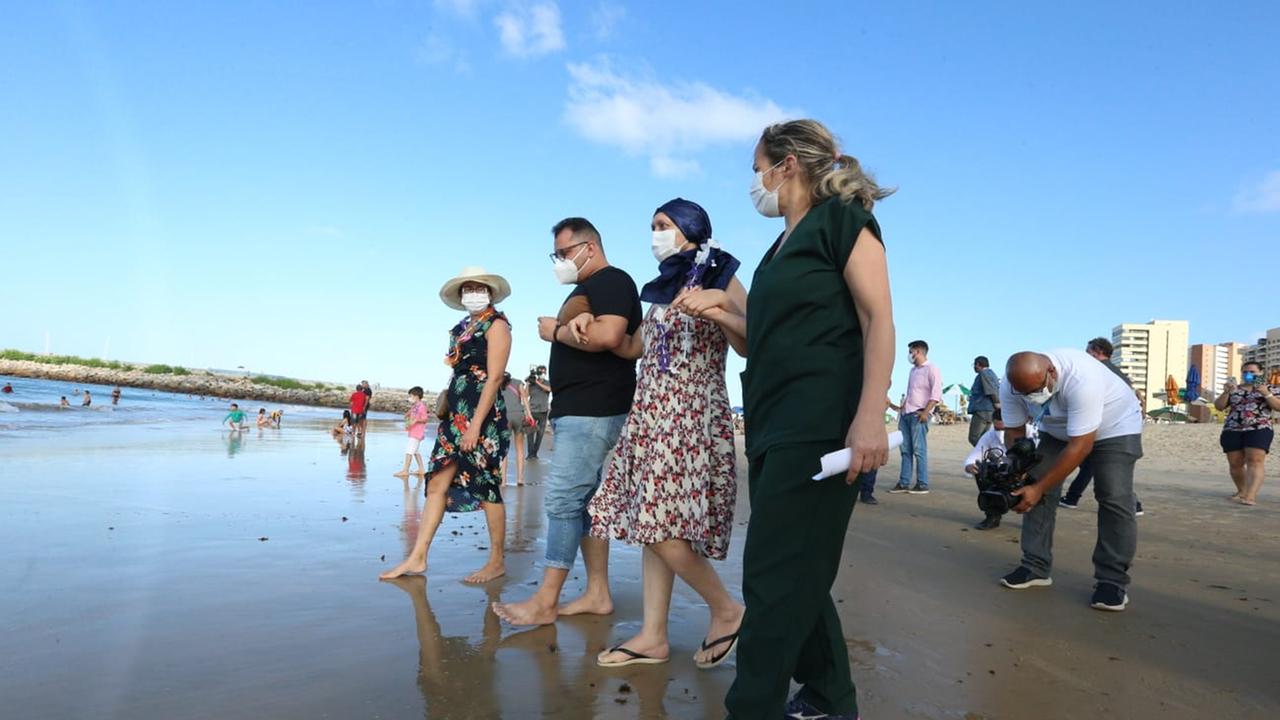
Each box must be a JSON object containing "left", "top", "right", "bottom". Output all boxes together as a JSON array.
[
  {"left": 429, "top": 310, "right": 510, "bottom": 512},
  {"left": 588, "top": 303, "right": 737, "bottom": 559}
]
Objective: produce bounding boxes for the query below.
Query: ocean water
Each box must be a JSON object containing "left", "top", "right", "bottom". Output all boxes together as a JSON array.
[{"left": 0, "top": 375, "right": 397, "bottom": 434}]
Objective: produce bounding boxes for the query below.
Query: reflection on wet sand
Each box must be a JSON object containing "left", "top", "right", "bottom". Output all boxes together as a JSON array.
[
  {"left": 346, "top": 437, "right": 367, "bottom": 499},
  {"left": 385, "top": 576, "right": 502, "bottom": 719},
  {"left": 224, "top": 429, "right": 244, "bottom": 457}
]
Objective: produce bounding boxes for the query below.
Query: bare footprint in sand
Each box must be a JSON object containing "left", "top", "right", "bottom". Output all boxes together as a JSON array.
[{"left": 380, "top": 557, "right": 427, "bottom": 580}]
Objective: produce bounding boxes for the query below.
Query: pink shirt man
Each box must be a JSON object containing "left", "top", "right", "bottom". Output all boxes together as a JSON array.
[{"left": 903, "top": 362, "right": 942, "bottom": 415}]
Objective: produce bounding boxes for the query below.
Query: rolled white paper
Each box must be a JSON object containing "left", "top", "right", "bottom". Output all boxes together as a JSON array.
[{"left": 812, "top": 430, "right": 904, "bottom": 480}]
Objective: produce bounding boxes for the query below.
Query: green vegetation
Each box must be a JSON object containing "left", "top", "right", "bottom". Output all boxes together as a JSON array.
[
  {"left": 143, "top": 364, "right": 190, "bottom": 375},
  {"left": 249, "top": 371, "right": 317, "bottom": 389},
  {"left": 0, "top": 349, "right": 130, "bottom": 370}
]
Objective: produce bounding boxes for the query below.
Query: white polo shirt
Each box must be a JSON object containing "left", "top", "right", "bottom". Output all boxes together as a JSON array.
[{"left": 1000, "top": 348, "right": 1143, "bottom": 442}]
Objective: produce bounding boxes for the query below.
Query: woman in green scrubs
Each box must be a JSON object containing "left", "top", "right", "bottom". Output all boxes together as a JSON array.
[{"left": 677, "top": 119, "right": 895, "bottom": 720}]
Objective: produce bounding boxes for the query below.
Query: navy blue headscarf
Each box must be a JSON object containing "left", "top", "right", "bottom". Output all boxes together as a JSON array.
[{"left": 640, "top": 198, "right": 740, "bottom": 305}]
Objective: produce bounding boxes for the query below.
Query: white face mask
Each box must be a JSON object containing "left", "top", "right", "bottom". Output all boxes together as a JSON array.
[
  {"left": 461, "top": 290, "right": 490, "bottom": 313},
  {"left": 749, "top": 159, "right": 787, "bottom": 218},
  {"left": 552, "top": 245, "right": 587, "bottom": 285},
  {"left": 1024, "top": 376, "right": 1056, "bottom": 406},
  {"left": 651, "top": 229, "right": 682, "bottom": 262}
]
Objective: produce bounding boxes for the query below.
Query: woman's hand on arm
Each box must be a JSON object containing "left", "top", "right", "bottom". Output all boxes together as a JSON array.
[
  {"left": 674, "top": 280, "right": 749, "bottom": 356},
  {"left": 841, "top": 228, "right": 895, "bottom": 483}
]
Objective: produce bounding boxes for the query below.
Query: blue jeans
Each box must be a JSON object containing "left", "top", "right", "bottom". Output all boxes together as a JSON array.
[
  {"left": 859, "top": 469, "right": 877, "bottom": 498},
  {"left": 543, "top": 414, "right": 626, "bottom": 570},
  {"left": 897, "top": 413, "right": 929, "bottom": 489}
]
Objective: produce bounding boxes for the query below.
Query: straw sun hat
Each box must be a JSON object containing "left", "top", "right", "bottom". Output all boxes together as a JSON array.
[{"left": 438, "top": 266, "right": 512, "bottom": 311}]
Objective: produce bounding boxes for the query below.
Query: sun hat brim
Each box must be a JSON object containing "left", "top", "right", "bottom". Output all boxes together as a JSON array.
[{"left": 439, "top": 267, "right": 511, "bottom": 311}]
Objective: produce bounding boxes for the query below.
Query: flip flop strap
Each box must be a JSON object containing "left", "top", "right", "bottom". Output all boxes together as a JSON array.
[
  {"left": 700, "top": 632, "right": 738, "bottom": 652},
  {"left": 609, "top": 645, "right": 651, "bottom": 660}
]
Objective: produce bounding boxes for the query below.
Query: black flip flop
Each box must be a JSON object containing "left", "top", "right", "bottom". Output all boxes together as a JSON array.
[
  {"left": 597, "top": 644, "right": 669, "bottom": 668},
  {"left": 694, "top": 631, "right": 739, "bottom": 669}
]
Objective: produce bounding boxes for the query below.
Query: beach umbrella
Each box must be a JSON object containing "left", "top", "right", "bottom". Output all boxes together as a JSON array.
[
  {"left": 1185, "top": 365, "right": 1201, "bottom": 403},
  {"left": 1164, "top": 376, "right": 1180, "bottom": 409}
]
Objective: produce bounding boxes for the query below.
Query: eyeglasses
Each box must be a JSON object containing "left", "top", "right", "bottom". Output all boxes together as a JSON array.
[{"left": 549, "top": 242, "right": 588, "bottom": 262}]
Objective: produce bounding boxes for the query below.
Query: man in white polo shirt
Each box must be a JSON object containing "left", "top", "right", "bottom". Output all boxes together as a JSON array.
[{"left": 996, "top": 349, "right": 1144, "bottom": 612}]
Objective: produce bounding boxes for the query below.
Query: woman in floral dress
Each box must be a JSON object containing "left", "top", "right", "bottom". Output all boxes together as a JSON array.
[
  {"left": 574, "top": 198, "right": 748, "bottom": 669},
  {"left": 382, "top": 266, "right": 512, "bottom": 584}
]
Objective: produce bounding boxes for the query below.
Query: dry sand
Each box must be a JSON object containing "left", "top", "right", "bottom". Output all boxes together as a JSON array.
[{"left": 1, "top": 420, "right": 1276, "bottom": 719}]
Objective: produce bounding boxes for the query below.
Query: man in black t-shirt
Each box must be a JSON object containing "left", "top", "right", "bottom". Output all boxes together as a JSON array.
[{"left": 494, "top": 217, "right": 640, "bottom": 627}]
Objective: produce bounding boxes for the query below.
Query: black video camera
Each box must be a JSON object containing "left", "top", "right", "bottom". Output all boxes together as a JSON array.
[{"left": 976, "top": 438, "right": 1041, "bottom": 515}]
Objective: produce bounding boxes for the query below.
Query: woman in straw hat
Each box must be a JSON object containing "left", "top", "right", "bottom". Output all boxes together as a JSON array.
[{"left": 382, "top": 266, "right": 514, "bottom": 584}]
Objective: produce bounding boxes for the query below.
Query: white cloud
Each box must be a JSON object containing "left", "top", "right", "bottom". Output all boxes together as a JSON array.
[
  {"left": 495, "top": 2, "right": 565, "bottom": 58},
  {"left": 564, "top": 59, "right": 795, "bottom": 177},
  {"left": 589, "top": 2, "right": 625, "bottom": 40},
  {"left": 650, "top": 156, "right": 701, "bottom": 179},
  {"left": 414, "top": 32, "right": 471, "bottom": 73},
  {"left": 1232, "top": 170, "right": 1280, "bottom": 214}
]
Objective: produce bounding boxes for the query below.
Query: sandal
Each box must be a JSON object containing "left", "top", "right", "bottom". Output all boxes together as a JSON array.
[
  {"left": 694, "top": 631, "right": 739, "bottom": 670},
  {"left": 597, "top": 645, "right": 669, "bottom": 668}
]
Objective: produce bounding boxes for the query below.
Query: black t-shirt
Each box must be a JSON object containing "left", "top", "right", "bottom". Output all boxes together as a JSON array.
[{"left": 549, "top": 266, "right": 642, "bottom": 418}]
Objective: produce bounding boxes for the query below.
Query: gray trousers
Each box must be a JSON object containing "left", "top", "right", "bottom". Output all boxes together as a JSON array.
[
  {"left": 1020, "top": 433, "right": 1142, "bottom": 588},
  {"left": 968, "top": 411, "right": 993, "bottom": 446}
]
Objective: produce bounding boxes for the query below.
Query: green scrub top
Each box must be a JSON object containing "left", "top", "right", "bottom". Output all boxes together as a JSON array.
[{"left": 741, "top": 196, "right": 883, "bottom": 459}]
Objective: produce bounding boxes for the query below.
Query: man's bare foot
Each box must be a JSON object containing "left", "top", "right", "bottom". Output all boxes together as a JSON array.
[
  {"left": 597, "top": 634, "right": 669, "bottom": 666},
  {"left": 464, "top": 561, "right": 506, "bottom": 584},
  {"left": 393, "top": 470, "right": 410, "bottom": 478},
  {"left": 559, "top": 592, "right": 613, "bottom": 617},
  {"left": 1238, "top": 497, "right": 1257, "bottom": 506},
  {"left": 492, "top": 597, "right": 559, "bottom": 626},
  {"left": 694, "top": 604, "right": 745, "bottom": 665},
  {"left": 380, "top": 556, "right": 426, "bottom": 580}
]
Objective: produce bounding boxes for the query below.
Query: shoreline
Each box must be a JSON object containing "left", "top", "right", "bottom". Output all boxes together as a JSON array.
[{"left": 0, "top": 359, "right": 427, "bottom": 413}]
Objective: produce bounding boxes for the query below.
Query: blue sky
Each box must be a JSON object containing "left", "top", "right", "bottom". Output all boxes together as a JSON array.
[{"left": 2, "top": 1, "right": 1277, "bottom": 405}]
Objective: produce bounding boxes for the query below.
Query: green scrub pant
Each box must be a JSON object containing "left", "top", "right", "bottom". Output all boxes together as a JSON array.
[{"left": 725, "top": 440, "right": 860, "bottom": 719}]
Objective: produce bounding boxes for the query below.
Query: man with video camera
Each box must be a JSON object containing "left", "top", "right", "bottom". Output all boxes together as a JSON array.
[{"left": 996, "top": 349, "right": 1144, "bottom": 612}]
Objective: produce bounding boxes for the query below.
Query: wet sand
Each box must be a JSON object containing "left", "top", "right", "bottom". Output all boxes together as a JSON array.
[{"left": 1, "top": 421, "right": 1277, "bottom": 719}]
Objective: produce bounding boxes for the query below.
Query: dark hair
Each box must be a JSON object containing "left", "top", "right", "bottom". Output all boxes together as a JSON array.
[
  {"left": 408, "top": 386, "right": 423, "bottom": 398},
  {"left": 1243, "top": 361, "right": 1262, "bottom": 372},
  {"left": 908, "top": 340, "right": 929, "bottom": 353},
  {"left": 230, "top": 403, "right": 238, "bottom": 408},
  {"left": 1087, "top": 337, "right": 1114, "bottom": 357},
  {"left": 974, "top": 356, "right": 989, "bottom": 368},
  {"left": 342, "top": 409, "right": 352, "bottom": 420},
  {"left": 259, "top": 408, "right": 266, "bottom": 413},
  {"left": 551, "top": 217, "right": 602, "bottom": 247}
]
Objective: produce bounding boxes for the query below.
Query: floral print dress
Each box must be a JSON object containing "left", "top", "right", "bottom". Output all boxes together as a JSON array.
[
  {"left": 430, "top": 310, "right": 510, "bottom": 512},
  {"left": 588, "top": 303, "right": 737, "bottom": 559}
]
